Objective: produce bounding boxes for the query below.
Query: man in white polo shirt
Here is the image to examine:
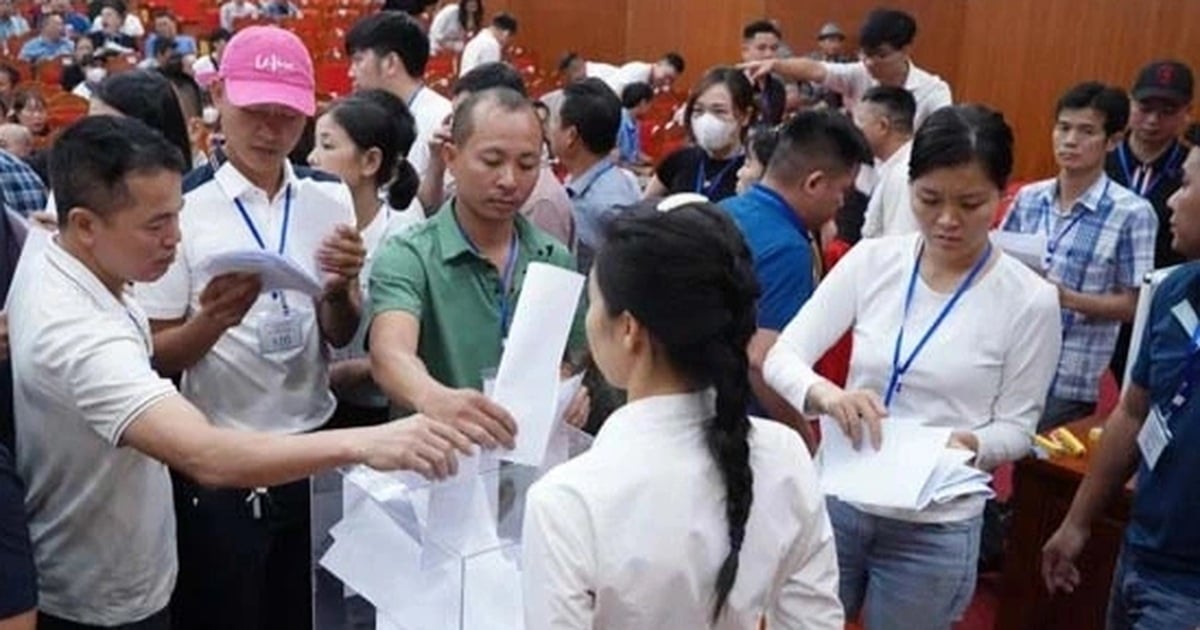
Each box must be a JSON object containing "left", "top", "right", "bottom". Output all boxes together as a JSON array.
[
  {"left": 10, "top": 116, "right": 469, "bottom": 630},
  {"left": 136, "top": 26, "right": 369, "bottom": 630},
  {"left": 344, "top": 11, "right": 452, "bottom": 188},
  {"left": 744, "top": 8, "right": 951, "bottom": 128}
]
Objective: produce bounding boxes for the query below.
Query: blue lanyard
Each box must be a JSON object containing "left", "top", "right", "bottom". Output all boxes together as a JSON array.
[
  {"left": 1041, "top": 179, "right": 1109, "bottom": 266},
  {"left": 694, "top": 153, "right": 741, "bottom": 198},
  {"left": 573, "top": 160, "right": 616, "bottom": 199},
  {"left": 234, "top": 184, "right": 292, "bottom": 309},
  {"left": 1117, "top": 142, "right": 1183, "bottom": 198},
  {"left": 455, "top": 217, "right": 521, "bottom": 339},
  {"left": 885, "top": 241, "right": 993, "bottom": 407}
]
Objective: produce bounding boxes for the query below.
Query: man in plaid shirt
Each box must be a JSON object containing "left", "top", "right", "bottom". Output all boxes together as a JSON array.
[
  {"left": 0, "top": 149, "right": 46, "bottom": 217},
  {"left": 1002, "top": 82, "right": 1158, "bottom": 431}
]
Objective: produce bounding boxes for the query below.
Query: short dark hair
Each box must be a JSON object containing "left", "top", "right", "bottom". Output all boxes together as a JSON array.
[
  {"left": 746, "top": 124, "right": 780, "bottom": 166},
  {"left": 94, "top": 70, "right": 193, "bottom": 171},
  {"left": 328, "top": 90, "right": 419, "bottom": 209},
  {"left": 767, "top": 109, "right": 871, "bottom": 180},
  {"left": 860, "top": 9, "right": 917, "bottom": 52},
  {"left": 620, "top": 81, "right": 653, "bottom": 109},
  {"left": 209, "top": 27, "right": 232, "bottom": 44},
  {"left": 1055, "top": 81, "right": 1130, "bottom": 137},
  {"left": 160, "top": 68, "right": 202, "bottom": 119},
  {"left": 151, "top": 9, "right": 176, "bottom": 23},
  {"left": 662, "top": 52, "right": 685, "bottom": 74},
  {"left": 454, "top": 61, "right": 526, "bottom": 97},
  {"left": 910, "top": 105, "right": 1014, "bottom": 190},
  {"left": 492, "top": 12, "right": 517, "bottom": 34},
  {"left": 861, "top": 85, "right": 916, "bottom": 135},
  {"left": 344, "top": 12, "right": 430, "bottom": 78},
  {"left": 451, "top": 86, "right": 536, "bottom": 145},
  {"left": 51, "top": 115, "right": 186, "bottom": 226},
  {"left": 99, "top": 0, "right": 127, "bottom": 16},
  {"left": 560, "top": 77, "right": 622, "bottom": 155},
  {"left": 742, "top": 19, "right": 780, "bottom": 41}
]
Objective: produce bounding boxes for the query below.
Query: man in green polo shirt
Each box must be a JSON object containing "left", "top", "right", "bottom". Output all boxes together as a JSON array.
[{"left": 369, "top": 86, "right": 588, "bottom": 449}]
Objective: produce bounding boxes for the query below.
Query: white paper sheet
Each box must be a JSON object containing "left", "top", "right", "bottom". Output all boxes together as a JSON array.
[
  {"left": 197, "top": 249, "right": 323, "bottom": 296},
  {"left": 915, "top": 448, "right": 994, "bottom": 508},
  {"left": 462, "top": 546, "right": 525, "bottom": 630},
  {"left": 494, "top": 263, "right": 585, "bottom": 467},
  {"left": 423, "top": 472, "right": 502, "bottom": 566},
  {"left": 342, "top": 466, "right": 430, "bottom": 539},
  {"left": 990, "top": 230, "right": 1047, "bottom": 271},
  {"left": 817, "top": 417, "right": 951, "bottom": 510},
  {"left": 319, "top": 498, "right": 462, "bottom": 628}
]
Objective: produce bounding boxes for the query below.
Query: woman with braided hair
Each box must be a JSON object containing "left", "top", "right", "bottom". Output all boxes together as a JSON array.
[{"left": 521, "top": 197, "right": 842, "bottom": 629}]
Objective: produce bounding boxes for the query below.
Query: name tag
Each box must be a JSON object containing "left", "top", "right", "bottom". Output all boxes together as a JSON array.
[
  {"left": 1138, "top": 406, "right": 1173, "bottom": 471},
  {"left": 257, "top": 311, "right": 304, "bottom": 355}
]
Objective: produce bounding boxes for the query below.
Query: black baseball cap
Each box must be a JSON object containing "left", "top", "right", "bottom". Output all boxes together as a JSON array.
[{"left": 1132, "top": 60, "right": 1194, "bottom": 105}]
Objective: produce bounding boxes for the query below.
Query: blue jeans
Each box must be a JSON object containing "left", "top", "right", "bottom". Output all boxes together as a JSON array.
[
  {"left": 1107, "top": 546, "right": 1200, "bottom": 629},
  {"left": 827, "top": 497, "right": 982, "bottom": 630}
]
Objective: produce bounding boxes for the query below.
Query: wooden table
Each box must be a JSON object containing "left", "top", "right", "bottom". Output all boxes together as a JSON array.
[{"left": 997, "top": 418, "right": 1133, "bottom": 630}]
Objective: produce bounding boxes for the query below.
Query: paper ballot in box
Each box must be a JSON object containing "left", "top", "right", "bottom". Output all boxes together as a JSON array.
[
  {"left": 311, "top": 421, "right": 595, "bottom": 630},
  {"left": 816, "top": 417, "right": 994, "bottom": 512}
]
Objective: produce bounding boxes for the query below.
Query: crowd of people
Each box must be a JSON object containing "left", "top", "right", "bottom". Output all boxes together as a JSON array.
[{"left": 0, "top": 1, "right": 1197, "bottom": 629}]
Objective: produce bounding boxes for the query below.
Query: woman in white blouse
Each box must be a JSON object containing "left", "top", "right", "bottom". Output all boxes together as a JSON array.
[
  {"left": 763, "top": 105, "right": 1062, "bottom": 629},
  {"left": 522, "top": 199, "right": 843, "bottom": 629},
  {"left": 428, "top": 0, "right": 482, "bottom": 54}
]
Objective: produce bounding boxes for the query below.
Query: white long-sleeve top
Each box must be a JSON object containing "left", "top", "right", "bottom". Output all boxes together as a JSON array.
[
  {"left": 861, "top": 140, "right": 917, "bottom": 239},
  {"left": 763, "top": 234, "right": 1062, "bottom": 523},
  {"left": 522, "top": 390, "right": 843, "bottom": 630}
]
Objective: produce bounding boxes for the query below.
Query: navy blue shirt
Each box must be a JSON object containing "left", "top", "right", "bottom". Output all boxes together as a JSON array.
[
  {"left": 1127, "top": 261, "right": 1200, "bottom": 594},
  {"left": 0, "top": 444, "right": 35, "bottom": 619},
  {"left": 722, "top": 184, "right": 816, "bottom": 331}
]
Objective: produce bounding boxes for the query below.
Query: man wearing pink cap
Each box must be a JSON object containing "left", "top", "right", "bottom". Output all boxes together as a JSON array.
[{"left": 138, "top": 26, "right": 367, "bottom": 630}]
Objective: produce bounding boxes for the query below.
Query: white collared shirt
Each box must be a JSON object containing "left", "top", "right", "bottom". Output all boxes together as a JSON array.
[
  {"left": 522, "top": 391, "right": 843, "bottom": 630},
  {"left": 459, "top": 27, "right": 501, "bottom": 77},
  {"left": 822, "top": 60, "right": 952, "bottom": 127},
  {"left": 137, "top": 159, "right": 354, "bottom": 434},
  {"left": 764, "top": 234, "right": 1062, "bottom": 522},
  {"left": 407, "top": 84, "right": 453, "bottom": 184},
  {"left": 9, "top": 235, "right": 177, "bottom": 625},
  {"left": 862, "top": 139, "right": 917, "bottom": 238}
]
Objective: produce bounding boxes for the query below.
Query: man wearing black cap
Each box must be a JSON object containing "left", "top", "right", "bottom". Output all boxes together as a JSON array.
[
  {"left": 1106, "top": 60, "right": 1194, "bottom": 383},
  {"left": 1107, "top": 60, "right": 1194, "bottom": 269}
]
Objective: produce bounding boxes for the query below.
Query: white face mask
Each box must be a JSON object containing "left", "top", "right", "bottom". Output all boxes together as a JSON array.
[
  {"left": 691, "top": 112, "right": 738, "bottom": 154},
  {"left": 84, "top": 66, "right": 106, "bottom": 84}
]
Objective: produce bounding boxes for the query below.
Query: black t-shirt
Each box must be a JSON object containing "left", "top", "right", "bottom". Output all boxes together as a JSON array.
[
  {"left": 655, "top": 146, "right": 744, "bottom": 203},
  {"left": 1106, "top": 139, "right": 1188, "bottom": 268},
  {"left": 0, "top": 444, "right": 35, "bottom": 619}
]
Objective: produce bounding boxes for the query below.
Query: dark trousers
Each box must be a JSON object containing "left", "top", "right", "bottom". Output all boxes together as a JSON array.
[
  {"left": 169, "top": 473, "right": 312, "bottom": 630},
  {"left": 1111, "top": 322, "right": 1134, "bottom": 387},
  {"left": 37, "top": 608, "right": 170, "bottom": 630}
]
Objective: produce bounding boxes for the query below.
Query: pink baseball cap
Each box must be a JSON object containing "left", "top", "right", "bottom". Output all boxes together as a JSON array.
[{"left": 218, "top": 26, "right": 316, "bottom": 116}]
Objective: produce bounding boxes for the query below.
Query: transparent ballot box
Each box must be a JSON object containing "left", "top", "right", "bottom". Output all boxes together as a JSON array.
[{"left": 311, "top": 425, "right": 593, "bottom": 630}]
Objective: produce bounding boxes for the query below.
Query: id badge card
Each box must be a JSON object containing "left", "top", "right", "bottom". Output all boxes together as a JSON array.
[
  {"left": 1137, "top": 406, "right": 1174, "bottom": 471},
  {"left": 258, "top": 311, "right": 304, "bottom": 355}
]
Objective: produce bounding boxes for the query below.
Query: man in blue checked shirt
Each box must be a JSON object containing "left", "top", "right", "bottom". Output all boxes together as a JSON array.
[
  {"left": 1002, "top": 82, "right": 1158, "bottom": 431},
  {"left": 1043, "top": 122, "right": 1200, "bottom": 630},
  {"left": 17, "top": 13, "right": 72, "bottom": 63},
  {"left": 0, "top": 150, "right": 47, "bottom": 217}
]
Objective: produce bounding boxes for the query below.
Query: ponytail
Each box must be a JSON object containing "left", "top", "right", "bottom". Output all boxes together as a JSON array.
[
  {"left": 593, "top": 201, "right": 759, "bottom": 622},
  {"left": 386, "top": 158, "right": 419, "bottom": 210}
]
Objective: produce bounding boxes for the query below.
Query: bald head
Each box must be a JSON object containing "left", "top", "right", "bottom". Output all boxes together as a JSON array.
[{"left": 0, "top": 123, "right": 32, "bottom": 157}]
